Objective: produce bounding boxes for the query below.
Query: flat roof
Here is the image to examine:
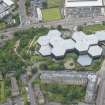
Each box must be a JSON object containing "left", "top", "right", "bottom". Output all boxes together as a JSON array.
[
  {"left": 3, "top": 0, "right": 14, "bottom": 6},
  {"left": 95, "top": 31, "right": 105, "bottom": 42},
  {"left": 88, "top": 45, "right": 103, "bottom": 57},
  {"left": 39, "top": 45, "right": 52, "bottom": 56},
  {"left": 85, "top": 35, "right": 99, "bottom": 46},
  {"left": 52, "top": 47, "right": 66, "bottom": 57},
  {"left": 37, "top": 35, "right": 50, "bottom": 46},
  {"left": 62, "top": 39, "right": 75, "bottom": 50},
  {"left": 48, "top": 30, "right": 61, "bottom": 38},
  {"left": 65, "top": 0, "right": 103, "bottom": 7},
  {"left": 72, "top": 31, "right": 86, "bottom": 42},
  {"left": 77, "top": 55, "right": 92, "bottom": 66},
  {"left": 75, "top": 42, "right": 89, "bottom": 52}
]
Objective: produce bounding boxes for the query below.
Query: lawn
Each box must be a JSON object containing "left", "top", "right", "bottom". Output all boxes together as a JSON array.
[
  {"left": 0, "top": 80, "right": 11, "bottom": 103},
  {"left": 0, "top": 22, "right": 6, "bottom": 30},
  {"left": 42, "top": 8, "right": 62, "bottom": 21},
  {"left": 83, "top": 24, "right": 105, "bottom": 34},
  {"left": 0, "top": 81, "right": 5, "bottom": 103},
  {"left": 47, "top": 0, "right": 64, "bottom": 8}
]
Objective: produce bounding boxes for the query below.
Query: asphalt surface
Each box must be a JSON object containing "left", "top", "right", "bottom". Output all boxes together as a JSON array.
[{"left": 18, "top": 0, "right": 29, "bottom": 26}]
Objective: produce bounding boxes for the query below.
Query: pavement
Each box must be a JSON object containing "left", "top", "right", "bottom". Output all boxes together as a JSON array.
[
  {"left": 28, "top": 83, "right": 37, "bottom": 105},
  {"left": 12, "top": 96, "right": 24, "bottom": 105},
  {"left": 18, "top": 0, "right": 29, "bottom": 26}
]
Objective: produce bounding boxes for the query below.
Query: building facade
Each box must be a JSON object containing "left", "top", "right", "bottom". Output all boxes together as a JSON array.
[{"left": 64, "top": 0, "right": 105, "bottom": 18}]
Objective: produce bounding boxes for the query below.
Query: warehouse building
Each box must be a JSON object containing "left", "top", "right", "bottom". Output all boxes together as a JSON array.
[{"left": 0, "top": 0, "right": 14, "bottom": 18}]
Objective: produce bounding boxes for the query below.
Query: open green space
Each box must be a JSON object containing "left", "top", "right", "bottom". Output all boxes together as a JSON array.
[
  {"left": 40, "top": 83, "right": 85, "bottom": 104},
  {"left": 42, "top": 8, "right": 62, "bottom": 21},
  {"left": 0, "top": 80, "right": 11, "bottom": 103},
  {"left": 47, "top": 0, "right": 64, "bottom": 8},
  {"left": 83, "top": 24, "right": 105, "bottom": 34},
  {"left": 0, "top": 21, "right": 6, "bottom": 30}
]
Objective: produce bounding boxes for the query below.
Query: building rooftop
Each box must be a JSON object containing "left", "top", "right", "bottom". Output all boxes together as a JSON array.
[
  {"left": 52, "top": 47, "right": 66, "bottom": 57},
  {"left": 37, "top": 30, "right": 105, "bottom": 66},
  {"left": 85, "top": 35, "right": 98, "bottom": 46},
  {"left": 88, "top": 45, "right": 103, "bottom": 57},
  {"left": 39, "top": 45, "right": 52, "bottom": 56},
  {"left": 65, "top": 0, "right": 103, "bottom": 7},
  {"left": 95, "top": 31, "right": 105, "bottom": 42},
  {"left": 3, "top": 0, "right": 14, "bottom": 6},
  {"left": 75, "top": 42, "right": 89, "bottom": 53},
  {"left": 72, "top": 31, "right": 86, "bottom": 42},
  {"left": 48, "top": 30, "right": 62, "bottom": 38},
  {"left": 77, "top": 55, "right": 92, "bottom": 66},
  {"left": 37, "top": 35, "right": 50, "bottom": 46}
]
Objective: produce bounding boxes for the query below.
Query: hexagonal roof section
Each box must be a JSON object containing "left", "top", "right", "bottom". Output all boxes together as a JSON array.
[
  {"left": 75, "top": 42, "right": 89, "bottom": 53},
  {"left": 48, "top": 30, "right": 61, "bottom": 38},
  {"left": 62, "top": 39, "right": 75, "bottom": 50},
  {"left": 39, "top": 45, "right": 52, "bottom": 56},
  {"left": 85, "top": 35, "right": 98, "bottom": 46},
  {"left": 72, "top": 31, "right": 86, "bottom": 42},
  {"left": 77, "top": 55, "right": 92, "bottom": 66},
  {"left": 88, "top": 45, "right": 103, "bottom": 57},
  {"left": 95, "top": 31, "right": 105, "bottom": 42},
  {"left": 37, "top": 35, "right": 50, "bottom": 46},
  {"left": 51, "top": 47, "right": 66, "bottom": 57},
  {"left": 49, "top": 37, "right": 64, "bottom": 47}
]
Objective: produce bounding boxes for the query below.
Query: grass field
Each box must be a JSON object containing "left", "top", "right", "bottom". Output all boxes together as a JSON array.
[
  {"left": 0, "top": 81, "right": 5, "bottom": 103},
  {"left": 0, "top": 22, "right": 6, "bottom": 30},
  {"left": 83, "top": 24, "right": 105, "bottom": 34},
  {"left": 47, "top": 0, "right": 64, "bottom": 8},
  {"left": 42, "top": 8, "right": 62, "bottom": 21}
]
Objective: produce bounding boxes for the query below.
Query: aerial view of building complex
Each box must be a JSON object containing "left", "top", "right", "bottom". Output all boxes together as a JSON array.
[{"left": 1, "top": 0, "right": 105, "bottom": 105}]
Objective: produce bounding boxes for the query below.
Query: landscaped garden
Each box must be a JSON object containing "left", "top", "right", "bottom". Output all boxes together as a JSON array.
[{"left": 32, "top": 79, "right": 86, "bottom": 104}]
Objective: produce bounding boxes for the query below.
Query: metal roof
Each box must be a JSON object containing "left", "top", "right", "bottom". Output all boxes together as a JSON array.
[
  {"left": 88, "top": 45, "right": 103, "bottom": 57},
  {"left": 77, "top": 55, "right": 92, "bottom": 66}
]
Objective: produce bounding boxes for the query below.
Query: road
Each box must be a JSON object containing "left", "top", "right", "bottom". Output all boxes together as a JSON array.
[
  {"left": 18, "top": 0, "right": 29, "bottom": 26},
  {"left": 96, "top": 59, "right": 105, "bottom": 105},
  {"left": 28, "top": 83, "right": 37, "bottom": 105},
  {"left": 13, "top": 96, "right": 24, "bottom": 105}
]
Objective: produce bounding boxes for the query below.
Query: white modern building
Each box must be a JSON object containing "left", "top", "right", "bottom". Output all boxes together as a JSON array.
[
  {"left": 64, "top": 0, "right": 105, "bottom": 18},
  {"left": 37, "top": 30, "right": 105, "bottom": 66},
  {"left": 0, "top": 0, "right": 14, "bottom": 19}
]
